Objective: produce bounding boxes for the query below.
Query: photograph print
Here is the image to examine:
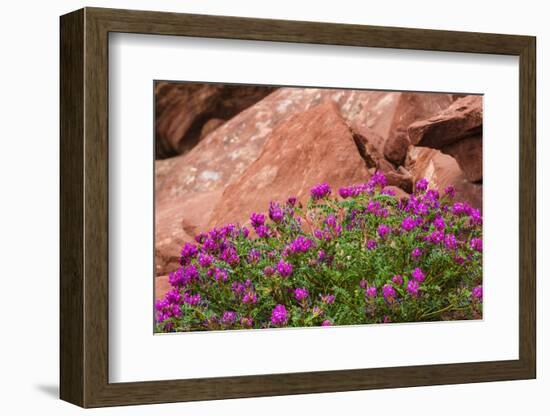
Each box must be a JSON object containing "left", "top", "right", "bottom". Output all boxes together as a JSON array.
[{"left": 154, "top": 82, "right": 483, "bottom": 333}]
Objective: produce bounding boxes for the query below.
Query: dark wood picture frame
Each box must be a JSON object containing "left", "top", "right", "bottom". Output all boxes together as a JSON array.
[{"left": 60, "top": 7, "right": 536, "bottom": 408}]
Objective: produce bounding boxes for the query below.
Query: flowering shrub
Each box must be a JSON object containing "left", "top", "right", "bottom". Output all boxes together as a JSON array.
[{"left": 156, "top": 172, "right": 482, "bottom": 332}]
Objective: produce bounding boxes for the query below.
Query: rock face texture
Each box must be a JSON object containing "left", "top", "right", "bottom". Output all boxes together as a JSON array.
[
  {"left": 208, "top": 102, "right": 371, "bottom": 227},
  {"left": 408, "top": 95, "right": 483, "bottom": 182},
  {"left": 155, "top": 82, "right": 277, "bottom": 159},
  {"left": 383, "top": 93, "right": 454, "bottom": 166},
  {"left": 153, "top": 85, "right": 483, "bottom": 277}
]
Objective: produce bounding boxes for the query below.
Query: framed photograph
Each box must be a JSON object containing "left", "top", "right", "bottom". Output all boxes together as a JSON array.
[{"left": 60, "top": 7, "right": 536, "bottom": 408}]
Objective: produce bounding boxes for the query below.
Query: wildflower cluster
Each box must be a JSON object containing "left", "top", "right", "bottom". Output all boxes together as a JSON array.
[{"left": 156, "top": 173, "right": 482, "bottom": 332}]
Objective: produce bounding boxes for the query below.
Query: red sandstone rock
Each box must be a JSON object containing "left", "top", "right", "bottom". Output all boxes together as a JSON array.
[
  {"left": 155, "top": 275, "right": 170, "bottom": 301},
  {"left": 155, "top": 88, "right": 406, "bottom": 202},
  {"left": 441, "top": 134, "right": 483, "bottom": 182},
  {"left": 408, "top": 95, "right": 482, "bottom": 148},
  {"left": 155, "top": 189, "right": 223, "bottom": 276},
  {"left": 383, "top": 93, "right": 454, "bottom": 165},
  {"left": 407, "top": 95, "right": 483, "bottom": 184},
  {"left": 155, "top": 82, "right": 276, "bottom": 158},
  {"left": 207, "top": 102, "right": 371, "bottom": 228}
]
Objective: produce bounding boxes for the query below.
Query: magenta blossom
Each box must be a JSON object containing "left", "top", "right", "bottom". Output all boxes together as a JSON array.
[
  {"left": 416, "top": 178, "right": 429, "bottom": 192},
  {"left": 411, "top": 267, "right": 426, "bottom": 283},
  {"left": 270, "top": 304, "right": 288, "bottom": 326},
  {"left": 365, "top": 286, "right": 377, "bottom": 299},
  {"left": 444, "top": 233, "right": 457, "bottom": 250},
  {"left": 222, "top": 311, "right": 237, "bottom": 324},
  {"left": 377, "top": 224, "right": 391, "bottom": 238},
  {"left": 382, "top": 284, "right": 396, "bottom": 300},
  {"left": 310, "top": 183, "right": 331, "bottom": 200},
  {"left": 294, "top": 287, "right": 309, "bottom": 301},
  {"left": 411, "top": 247, "right": 422, "bottom": 259},
  {"left": 407, "top": 280, "right": 420, "bottom": 297},
  {"left": 472, "top": 285, "right": 483, "bottom": 301},
  {"left": 249, "top": 212, "right": 265, "bottom": 228},
  {"left": 322, "top": 320, "right": 333, "bottom": 326},
  {"left": 470, "top": 237, "right": 483, "bottom": 252},
  {"left": 401, "top": 216, "right": 417, "bottom": 231},
  {"left": 277, "top": 259, "right": 293, "bottom": 278}
]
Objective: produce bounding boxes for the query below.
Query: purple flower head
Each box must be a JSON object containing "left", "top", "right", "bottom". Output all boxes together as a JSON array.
[
  {"left": 407, "top": 279, "right": 420, "bottom": 297},
  {"left": 287, "top": 235, "right": 314, "bottom": 254},
  {"left": 359, "top": 279, "right": 368, "bottom": 289},
  {"left": 366, "top": 239, "right": 377, "bottom": 250},
  {"left": 470, "top": 237, "right": 483, "bottom": 252},
  {"left": 247, "top": 248, "right": 261, "bottom": 263},
  {"left": 222, "top": 311, "right": 237, "bottom": 324},
  {"left": 401, "top": 216, "right": 417, "bottom": 232},
  {"left": 250, "top": 212, "right": 265, "bottom": 228},
  {"left": 310, "top": 183, "right": 331, "bottom": 200},
  {"left": 411, "top": 267, "right": 426, "bottom": 283},
  {"left": 294, "top": 287, "right": 309, "bottom": 301},
  {"left": 214, "top": 267, "right": 228, "bottom": 282},
  {"left": 180, "top": 242, "right": 198, "bottom": 264},
  {"left": 469, "top": 209, "right": 483, "bottom": 226},
  {"left": 183, "top": 291, "right": 201, "bottom": 306},
  {"left": 392, "top": 274, "right": 403, "bottom": 285},
  {"left": 472, "top": 285, "right": 483, "bottom": 301},
  {"left": 255, "top": 224, "right": 270, "bottom": 238},
  {"left": 312, "top": 306, "right": 323, "bottom": 317},
  {"left": 270, "top": 304, "right": 288, "bottom": 326},
  {"left": 368, "top": 171, "right": 387, "bottom": 189},
  {"left": 241, "top": 226, "right": 250, "bottom": 238},
  {"left": 415, "top": 178, "right": 429, "bottom": 192},
  {"left": 444, "top": 185, "right": 456, "bottom": 198},
  {"left": 242, "top": 290, "right": 258, "bottom": 304},
  {"left": 321, "top": 320, "right": 333, "bottom": 327},
  {"left": 263, "top": 266, "right": 275, "bottom": 277},
  {"left": 339, "top": 186, "right": 352, "bottom": 199},
  {"left": 277, "top": 259, "right": 293, "bottom": 278},
  {"left": 287, "top": 196, "right": 297, "bottom": 206},
  {"left": 321, "top": 294, "right": 335, "bottom": 304},
  {"left": 444, "top": 233, "right": 457, "bottom": 250},
  {"left": 452, "top": 202, "right": 473, "bottom": 216},
  {"left": 411, "top": 247, "right": 423, "bottom": 259},
  {"left": 204, "top": 237, "right": 221, "bottom": 254},
  {"left": 317, "top": 250, "right": 326, "bottom": 262},
  {"left": 365, "top": 286, "right": 377, "bottom": 299},
  {"left": 382, "top": 283, "right": 396, "bottom": 300},
  {"left": 165, "top": 288, "right": 183, "bottom": 305},
  {"left": 426, "top": 230, "right": 445, "bottom": 244},
  {"left": 433, "top": 216, "right": 446, "bottom": 231},
  {"left": 377, "top": 224, "right": 391, "bottom": 238},
  {"left": 454, "top": 256, "right": 465, "bottom": 265},
  {"left": 198, "top": 253, "right": 213, "bottom": 268},
  {"left": 268, "top": 202, "right": 284, "bottom": 223},
  {"left": 381, "top": 187, "right": 397, "bottom": 196}
]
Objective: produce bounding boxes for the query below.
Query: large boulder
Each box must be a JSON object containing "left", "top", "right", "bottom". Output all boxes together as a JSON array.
[
  {"left": 207, "top": 101, "right": 371, "bottom": 228},
  {"left": 155, "top": 189, "right": 223, "bottom": 276},
  {"left": 383, "top": 93, "right": 454, "bottom": 166},
  {"left": 155, "top": 82, "right": 277, "bottom": 159},
  {"left": 408, "top": 96, "right": 483, "bottom": 182},
  {"left": 155, "top": 88, "right": 406, "bottom": 202}
]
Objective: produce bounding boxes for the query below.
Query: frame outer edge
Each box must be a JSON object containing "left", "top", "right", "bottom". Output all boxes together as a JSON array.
[
  {"left": 519, "top": 36, "right": 537, "bottom": 378},
  {"left": 62, "top": 7, "right": 537, "bottom": 407},
  {"left": 60, "top": 8, "right": 86, "bottom": 407}
]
